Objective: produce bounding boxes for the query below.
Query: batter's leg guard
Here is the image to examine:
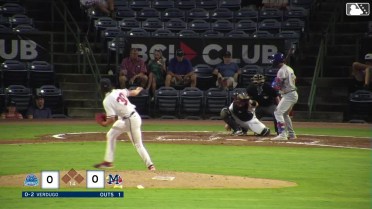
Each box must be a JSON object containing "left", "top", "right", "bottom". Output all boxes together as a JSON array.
[
  {"left": 220, "top": 108, "right": 241, "bottom": 132},
  {"left": 276, "top": 122, "right": 286, "bottom": 135}
]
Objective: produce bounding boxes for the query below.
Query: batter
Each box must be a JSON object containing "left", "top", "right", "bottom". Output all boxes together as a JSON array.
[
  {"left": 94, "top": 78, "right": 155, "bottom": 170},
  {"left": 270, "top": 52, "right": 298, "bottom": 140}
]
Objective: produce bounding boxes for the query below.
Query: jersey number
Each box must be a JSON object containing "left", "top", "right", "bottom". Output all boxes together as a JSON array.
[{"left": 116, "top": 93, "right": 128, "bottom": 105}]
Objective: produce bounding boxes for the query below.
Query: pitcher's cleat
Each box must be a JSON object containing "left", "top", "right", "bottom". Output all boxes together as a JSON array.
[
  {"left": 94, "top": 161, "right": 114, "bottom": 169},
  {"left": 148, "top": 165, "right": 156, "bottom": 171}
]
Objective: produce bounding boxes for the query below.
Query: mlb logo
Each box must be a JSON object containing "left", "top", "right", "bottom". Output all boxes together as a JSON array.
[{"left": 346, "top": 3, "right": 370, "bottom": 16}]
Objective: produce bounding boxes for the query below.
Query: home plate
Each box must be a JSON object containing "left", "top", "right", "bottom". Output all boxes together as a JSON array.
[{"left": 152, "top": 176, "right": 176, "bottom": 181}]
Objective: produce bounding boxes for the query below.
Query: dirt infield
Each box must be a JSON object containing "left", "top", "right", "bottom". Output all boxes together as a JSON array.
[{"left": 0, "top": 120, "right": 370, "bottom": 189}]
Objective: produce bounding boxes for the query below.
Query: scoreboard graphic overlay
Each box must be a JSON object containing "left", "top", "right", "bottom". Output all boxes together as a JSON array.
[{"left": 22, "top": 169, "right": 124, "bottom": 198}]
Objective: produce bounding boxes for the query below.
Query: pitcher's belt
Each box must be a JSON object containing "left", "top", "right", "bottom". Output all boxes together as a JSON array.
[{"left": 123, "top": 111, "right": 135, "bottom": 119}]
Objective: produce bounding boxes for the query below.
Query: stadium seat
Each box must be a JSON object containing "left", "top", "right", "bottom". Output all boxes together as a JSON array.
[
  {"left": 211, "top": 19, "right": 234, "bottom": 33},
  {"left": 258, "top": 18, "right": 282, "bottom": 34},
  {"left": 129, "top": 0, "right": 151, "bottom": 11},
  {"left": 0, "top": 24, "right": 10, "bottom": 32},
  {"left": 251, "top": 30, "right": 274, "bottom": 38},
  {"left": 0, "top": 87, "right": 5, "bottom": 111},
  {"left": 281, "top": 18, "right": 305, "bottom": 34},
  {"left": 29, "top": 61, "right": 55, "bottom": 89},
  {"left": 276, "top": 30, "right": 301, "bottom": 52},
  {"left": 126, "top": 28, "right": 150, "bottom": 37},
  {"left": 142, "top": 17, "right": 163, "bottom": 32},
  {"left": 225, "top": 30, "right": 249, "bottom": 38},
  {"left": 179, "top": 87, "right": 204, "bottom": 119},
  {"left": 348, "top": 90, "right": 372, "bottom": 122},
  {"left": 195, "top": 0, "right": 218, "bottom": 10},
  {"left": 259, "top": 8, "right": 283, "bottom": 21},
  {"left": 118, "top": 18, "right": 140, "bottom": 32},
  {"left": 234, "top": 7, "right": 258, "bottom": 21},
  {"left": 162, "top": 8, "right": 185, "bottom": 21},
  {"left": 187, "top": 19, "right": 210, "bottom": 33},
  {"left": 136, "top": 7, "right": 160, "bottom": 21},
  {"left": 94, "top": 17, "right": 117, "bottom": 43},
  {"left": 218, "top": 0, "right": 242, "bottom": 11},
  {"left": 100, "top": 27, "right": 121, "bottom": 51},
  {"left": 290, "top": 0, "right": 314, "bottom": 9},
  {"left": 154, "top": 86, "right": 180, "bottom": 119},
  {"left": 8, "top": 14, "right": 33, "bottom": 27},
  {"left": 114, "top": 0, "right": 129, "bottom": 7},
  {"left": 1, "top": 60, "right": 28, "bottom": 87},
  {"left": 283, "top": 7, "right": 309, "bottom": 21},
  {"left": 177, "top": 29, "right": 199, "bottom": 37},
  {"left": 204, "top": 88, "right": 229, "bottom": 119},
  {"left": 5, "top": 84, "right": 32, "bottom": 115},
  {"left": 152, "top": 28, "right": 175, "bottom": 37},
  {"left": 186, "top": 8, "right": 209, "bottom": 22},
  {"left": 36, "top": 85, "right": 64, "bottom": 114},
  {"left": 175, "top": 0, "right": 196, "bottom": 10},
  {"left": 194, "top": 64, "right": 216, "bottom": 90},
  {"left": 235, "top": 19, "right": 257, "bottom": 33},
  {"left": 165, "top": 18, "right": 187, "bottom": 32},
  {"left": 201, "top": 29, "right": 224, "bottom": 37},
  {"left": 152, "top": 0, "right": 174, "bottom": 11},
  {"left": 115, "top": 7, "right": 137, "bottom": 19},
  {"left": 239, "top": 65, "right": 264, "bottom": 88},
  {"left": 128, "top": 87, "right": 150, "bottom": 118},
  {"left": 0, "top": 3, "right": 25, "bottom": 16},
  {"left": 12, "top": 24, "right": 37, "bottom": 33},
  {"left": 210, "top": 8, "right": 234, "bottom": 21}
]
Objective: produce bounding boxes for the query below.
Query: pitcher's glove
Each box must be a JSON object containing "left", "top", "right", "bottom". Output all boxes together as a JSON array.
[{"left": 95, "top": 113, "right": 106, "bottom": 125}]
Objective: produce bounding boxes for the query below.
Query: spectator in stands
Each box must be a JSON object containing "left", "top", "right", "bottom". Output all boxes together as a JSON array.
[
  {"left": 1, "top": 100, "right": 23, "bottom": 119},
  {"left": 165, "top": 49, "right": 196, "bottom": 88},
  {"left": 351, "top": 53, "right": 372, "bottom": 90},
  {"left": 147, "top": 49, "right": 167, "bottom": 97},
  {"left": 262, "top": 0, "right": 288, "bottom": 9},
  {"left": 27, "top": 95, "right": 52, "bottom": 119},
  {"left": 119, "top": 48, "right": 148, "bottom": 89},
  {"left": 80, "top": 0, "right": 114, "bottom": 16},
  {"left": 213, "top": 50, "right": 241, "bottom": 90}
]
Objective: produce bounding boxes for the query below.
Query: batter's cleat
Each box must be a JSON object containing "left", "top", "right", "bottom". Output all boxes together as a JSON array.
[
  {"left": 94, "top": 161, "right": 114, "bottom": 169},
  {"left": 271, "top": 135, "right": 288, "bottom": 141},
  {"left": 148, "top": 165, "right": 156, "bottom": 171}
]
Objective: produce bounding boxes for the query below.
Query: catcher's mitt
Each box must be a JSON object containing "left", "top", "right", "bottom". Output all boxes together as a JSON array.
[{"left": 95, "top": 113, "right": 106, "bottom": 125}]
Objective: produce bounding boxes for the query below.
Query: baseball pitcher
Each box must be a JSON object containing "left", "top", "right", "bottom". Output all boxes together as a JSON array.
[{"left": 94, "top": 78, "right": 155, "bottom": 171}]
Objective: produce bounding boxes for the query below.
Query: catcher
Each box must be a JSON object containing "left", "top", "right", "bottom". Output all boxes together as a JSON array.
[
  {"left": 220, "top": 91, "right": 270, "bottom": 136},
  {"left": 94, "top": 78, "right": 156, "bottom": 171}
]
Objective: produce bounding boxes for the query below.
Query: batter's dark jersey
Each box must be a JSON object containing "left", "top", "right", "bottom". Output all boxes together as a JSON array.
[{"left": 246, "top": 83, "right": 279, "bottom": 107}]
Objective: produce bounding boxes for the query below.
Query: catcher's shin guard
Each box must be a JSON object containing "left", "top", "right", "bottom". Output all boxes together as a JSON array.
[
  {"left": 259, "top": 127, "right": 270, "bottom": 136},
  {"left": 220, "top": 108, "right": 240, "bottom": 131}
]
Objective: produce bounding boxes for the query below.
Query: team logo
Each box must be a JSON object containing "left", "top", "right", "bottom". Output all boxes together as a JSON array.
[
  {"left": 346, "top": 3, "right": 370, "bottom": 16},
  {"left": 106, "top": 174, "right": 123, "bottom": 185},
  {"left": 24, "top": 174, "right": 39, "bottom": 186}
]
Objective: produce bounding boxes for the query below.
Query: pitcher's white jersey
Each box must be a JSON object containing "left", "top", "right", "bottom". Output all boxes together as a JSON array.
[
  {"left": 103, "top": 89, "right": 136, "bottom": 120},
  {"left": 277, "top": 64, "right": 296, "bottom": 94}
]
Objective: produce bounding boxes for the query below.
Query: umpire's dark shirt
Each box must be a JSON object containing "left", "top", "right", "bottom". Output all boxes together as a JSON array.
[{"left": 247, "top": 83, "right": 279, "bottom": 107}]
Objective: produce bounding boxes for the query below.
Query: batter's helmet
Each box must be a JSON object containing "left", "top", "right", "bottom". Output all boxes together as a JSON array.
[
  {"left": 269, "top": 52, "right": 285, "bottom": 64},
  {"left": 251, "top": 74, "right": 265, "bottom": 85}
]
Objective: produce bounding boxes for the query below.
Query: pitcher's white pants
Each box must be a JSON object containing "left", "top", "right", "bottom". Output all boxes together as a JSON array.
[{"left": 104, "top": 112, "right": 153, "bottom": 167}]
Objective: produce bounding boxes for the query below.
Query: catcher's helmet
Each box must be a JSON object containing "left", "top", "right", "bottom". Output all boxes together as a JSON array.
[
  {"left": 236, "top": 92, "right": 249, "bottom": 101},
  {"left": 251, "top": 74, "right": 265, "bottom": 85}
]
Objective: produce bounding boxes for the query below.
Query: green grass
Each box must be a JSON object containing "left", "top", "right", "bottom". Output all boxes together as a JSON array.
[{"left": 0, "top": 121, "right": 371, "bottom": 209}]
